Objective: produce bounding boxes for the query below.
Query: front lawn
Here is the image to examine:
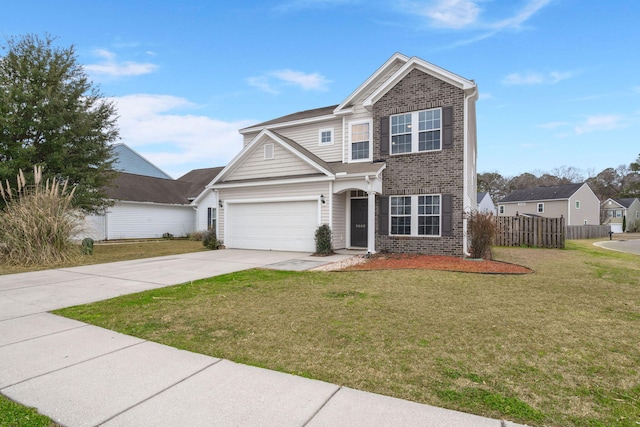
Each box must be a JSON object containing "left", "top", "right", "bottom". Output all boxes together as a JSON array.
[{"left": 55, "top": 241, "right": 640, "bottom": 426}]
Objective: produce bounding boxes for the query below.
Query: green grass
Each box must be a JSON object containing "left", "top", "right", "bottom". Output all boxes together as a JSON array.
[
  {"left": 55, "top": 241, "right": 640, "bottom": 426},
  {"left": 0, "top": 394, "right": 58, "bottom": 427}
]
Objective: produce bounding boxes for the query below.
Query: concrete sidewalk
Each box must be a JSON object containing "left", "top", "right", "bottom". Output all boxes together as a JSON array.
[{"left": 0, "top": 249, "right": 527, "bottom": 426}]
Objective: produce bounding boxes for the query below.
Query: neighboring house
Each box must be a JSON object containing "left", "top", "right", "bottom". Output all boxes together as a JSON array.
[
  {"left": 601, "top": 198, "right": 640, "bottom": 232},
  {"left": 83, "top": 144, "right": 223, "bottom": 240},
  {"left": 477, "top": 192, "right": 496, "bottom": 215},
  {"left": 209, "top": 53, "right": 479, "bottom": 255},
  {"left": 497, "top": 183, "right": 599, "bottom": 226},
  {"left": 111, "top": 143, "right": 173, "bottom": 179}
]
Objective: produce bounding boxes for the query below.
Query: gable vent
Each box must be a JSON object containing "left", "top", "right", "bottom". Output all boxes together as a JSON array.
[{"left": 264, "top": 143, "right": 274, "bottom": 160}]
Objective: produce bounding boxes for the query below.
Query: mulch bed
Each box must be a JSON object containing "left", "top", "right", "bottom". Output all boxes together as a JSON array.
[{"left": 343, "top": 253, "right": 533, "bottom": 274}]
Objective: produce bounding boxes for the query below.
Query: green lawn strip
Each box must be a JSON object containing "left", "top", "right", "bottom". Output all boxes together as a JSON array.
[
  {"left": 0, "top": 394, "right": 59, "bottom": 427},
  {"left": 55, "top": 245, "right": 640, "bottom": 427}
]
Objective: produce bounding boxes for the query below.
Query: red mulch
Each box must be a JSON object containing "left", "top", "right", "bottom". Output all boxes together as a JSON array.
[{"left": 344, "top": 253, "right": 533, "bottom": 274}]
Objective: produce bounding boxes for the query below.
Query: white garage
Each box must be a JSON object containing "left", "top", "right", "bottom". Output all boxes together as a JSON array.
[{"left": 225, "top": 200, "right": 319, "bottom": 252}]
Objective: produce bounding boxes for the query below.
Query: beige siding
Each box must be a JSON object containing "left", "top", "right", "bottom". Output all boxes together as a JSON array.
[
  {"left": 276, "top": 118, "right": 343, "bottom": 162},
  {"left": 217, "top": 181, "right": 332, "bottom": 243},
  {"left": 500, "top": 200, "right": 568, "bottom": 219},
  {"left": 331, "top": 192, "right": 347, "bottom": 249},
  {"left": 568, "top": 185, "right": 600, "bottom": 225},
  {"left": 228, "top": 141, "right": 319, "bottom": 181}
]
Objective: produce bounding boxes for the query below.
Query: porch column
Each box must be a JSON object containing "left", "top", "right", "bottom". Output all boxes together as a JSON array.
[{"left": 367, "top": 191, "right": 376, "bottom": 254}]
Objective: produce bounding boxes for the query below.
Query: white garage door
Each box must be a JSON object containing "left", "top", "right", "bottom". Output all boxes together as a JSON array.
[
  {"left": 610, "top": 223, "right": 623, "bottom": 233},
  {"left": 227, "top": 201, "right": 318, "bottom": 252}
]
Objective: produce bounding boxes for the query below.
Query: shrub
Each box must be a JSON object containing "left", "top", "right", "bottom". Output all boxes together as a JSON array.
[
  {"left": 627, "top": 219, "right": 640, "bottom": 233},
  {"left": 467, "top": 210, "right": 496, "bottom": 260},
  {"left": 202, "top": 229, "right": 221, "bottom": 250},
  {"left": 162, "top": 232, "right": 174, "bottom": 239},
  {"left": 188, "top": 231, "right": 205, "bottom": 241},
  {"left": 81, "top": 237, "right": 94, "bottom": 255},
  {"left": 0, "top": 166, "right": 83, "bottom": 265},
  {"left": 315, "top": 224, "right": 333, "bottom": 255}
]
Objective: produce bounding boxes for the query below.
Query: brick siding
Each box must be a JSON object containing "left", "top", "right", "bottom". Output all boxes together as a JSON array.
[{"left": 373, "top": 69, "right": 466, "bottom": 256}]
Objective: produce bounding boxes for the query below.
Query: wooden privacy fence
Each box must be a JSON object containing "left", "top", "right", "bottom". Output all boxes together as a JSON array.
[
  {"left": 494, "top": 216, "right": 565, "bottom": 249},
  {"left": 565, "top": 224, "right": 611, "bottom": 239}
]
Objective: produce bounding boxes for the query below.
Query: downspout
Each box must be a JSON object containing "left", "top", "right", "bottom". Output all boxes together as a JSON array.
[{"left": 463, "top": 86, "right": 478, "bottom": 257}]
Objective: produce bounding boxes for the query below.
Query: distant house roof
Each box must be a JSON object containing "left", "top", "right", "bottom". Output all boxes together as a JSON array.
[
  {"left": 612, "top": 198, "right": 638, "bottom": 208},
  {"left": 105, "top": 173, "right": 193, "bottom": 205},
  {"left": 177, "top": 167, "right": 225, "bottom": 199},
  {"left": 111, "top": 143, "right": 173, "bottom": 180},
  {"left": 500, "top": 183, "right": 584, "bottom": 203},
  {"left": 477, "top": 192, "right": 488, "bottom": 201}
]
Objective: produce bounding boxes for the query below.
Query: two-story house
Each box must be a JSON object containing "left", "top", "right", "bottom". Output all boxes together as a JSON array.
[
  {"left": 209, "top": 53, "right": 479, "bottom": 256},
  {"left": 601, "top": 198, "right": 640, "bottom": 232},
  {"left": 497, "top": 183, "right": 600, "bottom": 226}
]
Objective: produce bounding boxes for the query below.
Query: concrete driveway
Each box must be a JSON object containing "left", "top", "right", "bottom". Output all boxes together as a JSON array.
[{"left": 0, "top": 249, "right": 525, "bottom": 427}]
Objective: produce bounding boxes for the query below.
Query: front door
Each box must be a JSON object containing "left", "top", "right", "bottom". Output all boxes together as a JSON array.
[{"left": 350, "top": 199, "right": 368, "bottom": 247}]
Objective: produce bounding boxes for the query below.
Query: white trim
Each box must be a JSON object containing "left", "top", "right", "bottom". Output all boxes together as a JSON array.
[
  {"left": 318, "top": 127, "right": 334, "bottom": 145},
  {"left": 537, "top": 203, "right": 544, "bottom": 213},
  {"left": 334, "top": 53, "right": 410, "bottom": 115},
  {"left": 363, "top": 57, "right": 476, "bottom": 109},
  {"left": 115, "top": 200, "right": 192, "bottom": 208},
  {"left": 264, "top": 143, "right": 274, "bottom": 159},
  {"left": 213, "top": 175, "right": 334, "bottom": 189},
  {"left": 347, "top": 119, "right": 373, "bottom": 163}
]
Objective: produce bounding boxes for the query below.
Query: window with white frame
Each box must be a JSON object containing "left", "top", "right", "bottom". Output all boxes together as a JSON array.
[
  {"left": 537, "top": 203, "right": 544, "bottom": 213},
  {"left": 319, "top": 128, "right": 334, "bottom": 145},
  {"left": 499, "top": 205, "right": 505, "bottom": 214},
  {"left": 575, "top": 201, "right": 580, "bottom": 209},
  {"left": 207, "top": 207, "right": 217, "bottom": 231},
  {"left": 349, "top": 121, "right": 371, "bottom": 161},
  {"left": 390, "top": 195, "right": 441, "bottom": 236},
  {"left": 390, "top": 108, "right": 441, "bottom": 155}
]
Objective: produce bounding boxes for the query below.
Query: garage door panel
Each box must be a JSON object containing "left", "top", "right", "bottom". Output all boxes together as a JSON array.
[{"left": 227, "top": 201, "right": 318, "bottom": 252}]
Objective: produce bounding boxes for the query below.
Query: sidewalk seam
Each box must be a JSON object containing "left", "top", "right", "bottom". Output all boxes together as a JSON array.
[
  {"left": 0, "top": 324, "right": 88, "bottom": 349},
  {"left": 95, "top": 359, "right": 223, "bottom": 426},
  {"left": 301, "top": 385, "right": 342, "bottom": 426},
  {"left": 0, "top": 340, "right": 147, "bottom": 391}
]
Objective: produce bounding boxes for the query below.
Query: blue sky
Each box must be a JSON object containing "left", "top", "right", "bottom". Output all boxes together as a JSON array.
[{"left": 3, "top": 0, "right": 639, "bottom": 179}]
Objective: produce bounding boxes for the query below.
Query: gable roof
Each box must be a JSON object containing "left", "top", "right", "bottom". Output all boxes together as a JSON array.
[
  {"left": 477, "top": 192, "right": 488, "bottom": 201},
  {"left": 240, "top": 105, "right": 338, "bottom": 133},
  {"left": 111, "top": 143, "right": 173, "bottom": 180},
  {"left": 603, "top": 198, "right": 639, "bottom": 208},
  {"left": 104, "top": 173, "right": 193, "bottom": 205},
  {"left": 500, "top": 183, "right": 585, "bottom": 203},
  {"left": 177, "top": 167, "right": 224, "bottom": 199}
]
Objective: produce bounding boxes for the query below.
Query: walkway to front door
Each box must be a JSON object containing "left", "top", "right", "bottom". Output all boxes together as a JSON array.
[{"left": 350, "top": 199, "right": 368, "bottom": 247}]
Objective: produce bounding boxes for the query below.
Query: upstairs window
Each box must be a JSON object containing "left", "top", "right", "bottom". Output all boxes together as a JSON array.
[
  {"left": 575, "top": 201, "right": 581, "bottom": 209},
  {"left": 537, "top": 203, "right": 544, "bottom": 213},
  {"left": 349, "top": 121, "right": 371, "bottom": 161},
  {"left": 319, "top": 128, "right": 334, "bottom": 145},
  {"left": 390, "top": 108, "right": 441, "bottom": 155},
  {"left": 264, "top": 143, "right": 274, "bottom": 160}
]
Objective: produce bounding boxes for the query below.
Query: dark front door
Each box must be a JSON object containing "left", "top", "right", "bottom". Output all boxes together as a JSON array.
[{"left": 351, "top": 199, "right": 368, "bottom": 247}]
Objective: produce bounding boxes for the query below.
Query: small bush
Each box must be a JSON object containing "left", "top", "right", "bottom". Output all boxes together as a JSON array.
[
  {"left": 315, "top": 224, "right": 333, "bottom": 255},
  {"left": 627, "top": 219, "right": 640, "bottom": 233},
  {"left": 467, "top": 210, "right": 496, "bottom": 260},
  {"left": 162, "top": 232, "right": 174, "bottom": 239},
  {"left": 202, "top": 229, "right": 221, "bottom": 250},
  {"left": 81, "top": 237, "right": 95, "bottom": 255}
]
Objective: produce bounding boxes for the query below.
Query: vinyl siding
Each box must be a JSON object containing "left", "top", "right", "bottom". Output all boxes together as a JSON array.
[
  {"left": 501, "top": 200, "right": 568, "bottom": 219},
  {"left": 276, "top": 118, "right": 343, "bottom": 162},
  {"left": 568, "top": 184, "right": 600, "bottom": 225},
  {"left": 104, "top": 202, "right": 195, "bottom": 239},
  {"left": 331, "top": 192, "right": 347, "bottom": 249},
  {"left": 228, "top": 141, "right": 319, "bottom": 181},
  {"left": 195, "top": 190, "right": 218, "bottom": 231}
]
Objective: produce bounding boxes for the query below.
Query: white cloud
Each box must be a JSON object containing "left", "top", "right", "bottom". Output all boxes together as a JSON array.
[
  {"left": 490, "top": 0, "right": 554, "bottom": 31},
  {"left": 248, "top": 69, "right": 331, "bottom": 93},
  {"left": 84, "top": 49, "right": 158, "bottom": 77},
  {"left": 503, "top": 70, "right": 574, "bottom": 85},
  {"left": 112, "top": 94, "right": 253, "bottom": 177},
  {"left": 414, "top": 0, "right": 481, "bottom": 29},
  {"left": 574, "top": 114, "right": 626, "bottom": 135}
]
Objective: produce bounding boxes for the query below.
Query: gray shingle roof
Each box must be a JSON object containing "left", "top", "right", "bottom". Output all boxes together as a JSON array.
[
  {"left": 177, "top": 167, "right": 224, "bottom": 199},
  {"left": 500, "top": 183, "right": 584, "bottom": 203},
  {"left": 613, "top": 198, "right": 638, "bottom": 208},
  {"left": 241, "top": 105, "right": 338, "bottom": 130},
  {"left": 104, "top": 173, "right": 193, "bottom": 204}
]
